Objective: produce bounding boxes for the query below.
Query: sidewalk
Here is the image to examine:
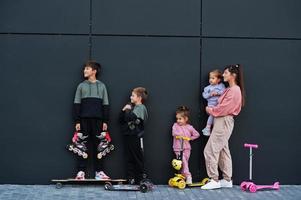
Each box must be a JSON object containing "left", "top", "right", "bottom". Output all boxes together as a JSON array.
[{"left": 0, "top": 184, "right": 300, "bottom": 200}]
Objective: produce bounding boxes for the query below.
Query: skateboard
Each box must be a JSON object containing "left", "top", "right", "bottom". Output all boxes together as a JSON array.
[
  {"left": 104, "top": 179, "right": 154, "bottom": 193},
  {"left": 51, "top": 178, "right": 127, "bottom": 189}
]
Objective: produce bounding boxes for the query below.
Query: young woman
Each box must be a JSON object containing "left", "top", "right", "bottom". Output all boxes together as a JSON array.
[{"left": 201, "top": 64, "right": 245, "bottom": 190}]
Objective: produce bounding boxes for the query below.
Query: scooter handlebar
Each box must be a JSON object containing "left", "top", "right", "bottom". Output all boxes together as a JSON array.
[
  {"left": 244, "top": 143, "right": 258, "bottom": 149},
  {"left": 175, "top": 136, "right": 191, "bottom": 141}
]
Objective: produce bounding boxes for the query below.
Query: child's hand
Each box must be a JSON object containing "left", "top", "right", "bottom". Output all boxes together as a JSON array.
[
  {"left": 122, "top": 104, "right": 132, "bottom": 111},
  {"left": 75, "top": 123, "right": 81, "bottom": 131}
]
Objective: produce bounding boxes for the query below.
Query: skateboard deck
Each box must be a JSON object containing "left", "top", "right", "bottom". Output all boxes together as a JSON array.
[{"left": 52, "top": 178, "right": 127, "bottom": 189}]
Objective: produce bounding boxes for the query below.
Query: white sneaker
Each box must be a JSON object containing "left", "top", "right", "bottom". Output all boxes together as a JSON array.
[
  {"left": 95, "top": 171, "right": 110, "bottom": 180},
  {"left": 75, "top": 171, "right": 85, "bottom": 180},
  {"left": 186, "top": 176, "right": 192, "bottom": 184},
  {"left": 220, "top": 179, "right": 233, "bottom": 188},
  {"left": 201, "top": 179, "right": 221, "bottom": 190}
]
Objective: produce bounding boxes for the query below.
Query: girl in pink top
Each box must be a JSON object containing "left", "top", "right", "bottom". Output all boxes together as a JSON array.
[
  {"left": 172, "top": 106, "right": 200, "bottom": 184},
  {"left": 201, "top": 64, "right": 245, "bottom": 190}
]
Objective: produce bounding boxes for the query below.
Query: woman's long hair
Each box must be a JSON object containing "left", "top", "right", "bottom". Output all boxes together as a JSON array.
[{"left": 224, "top": 64, "right": 246, "bottom": 107}]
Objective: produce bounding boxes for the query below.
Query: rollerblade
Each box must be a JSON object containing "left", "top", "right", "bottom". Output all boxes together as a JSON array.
[
  {"left": 96, "top": 131, "right": 114, "bottom": 159},
  {"left": 67, "top": 132, "right": 88, "bottom": 159}
]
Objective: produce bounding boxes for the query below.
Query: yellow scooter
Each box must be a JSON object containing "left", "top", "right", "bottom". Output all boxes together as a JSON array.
[{"left": 168, "top": 136, "right": 209, "bottom": 189}]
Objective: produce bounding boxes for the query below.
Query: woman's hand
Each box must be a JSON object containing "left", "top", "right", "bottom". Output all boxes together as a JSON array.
[
  {"left": 211, "top": 91, "right": 218, "bottom": 96},
  {"left": 206, "top": 106, "right": 213, "bottom": 114}
]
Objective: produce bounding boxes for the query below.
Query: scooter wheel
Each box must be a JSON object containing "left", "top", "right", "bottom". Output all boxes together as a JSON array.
[
  {"left": 140, "top": 183, "right": 148, "bottom": 193},
  {"left": 168, "top": 179, "right": 174, "bottom": 187},
  {"left": 178, "top": 180, "right": 186, "bottom": 189},
  {"left": 248, "top": 184, "right": 257, "bottom": 193},
  {"left": 201, "top": 178, "right": 210, "bottom": 186},
  {"left": 240, "top": 182, "right": 247, "bottom": 191}
]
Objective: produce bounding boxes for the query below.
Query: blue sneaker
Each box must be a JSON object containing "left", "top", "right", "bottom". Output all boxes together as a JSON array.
[
  {"left": 202, "top": 127, "right": 211, "bottom": 136},
  {"left": 95, "top": 171, "right": 110, "bottom": 180}
]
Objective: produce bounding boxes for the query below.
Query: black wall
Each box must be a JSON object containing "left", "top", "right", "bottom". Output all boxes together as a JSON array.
[{"left": 0, "top": 0, "right": 300, "bottom": 184}]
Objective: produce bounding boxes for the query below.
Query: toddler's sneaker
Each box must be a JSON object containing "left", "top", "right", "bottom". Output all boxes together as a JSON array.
[
  {"left": 202, "top": 127, "right": 211, "bottom": 136},
  {"left": 186, "top": 176, "right": 192, "bottom": 184},
  {"left": 75, "top": 171, "right": 85, "bottom": 180},
  {"left": 95, "top": 171, "right": 110, "bottom": 180},
  {"left": 220, "top": 179, "right": 233, "bottom": 188},
  {"left": 201, "top": 179, "right": 221, "bottom": 190}
]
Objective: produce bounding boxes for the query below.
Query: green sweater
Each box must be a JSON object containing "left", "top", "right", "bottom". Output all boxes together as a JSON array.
[{"left": 73, "top": 80, "right": 109, "bottom": 123}]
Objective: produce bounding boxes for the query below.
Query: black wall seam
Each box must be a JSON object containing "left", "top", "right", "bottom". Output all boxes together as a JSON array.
[
  {"left": 88, "top": 0, "right": 93, "bottom": 60},
  {"left": 1, "top": 32, "right": 301, "bottom": 41}
]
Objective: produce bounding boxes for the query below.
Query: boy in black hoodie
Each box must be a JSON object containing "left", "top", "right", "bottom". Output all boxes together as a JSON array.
[
  {"left": 73, "top": 61, "right": 110, "bottom": 180},
  {"left": 120, "top": 87, "right": 148, "bottom": 184}
]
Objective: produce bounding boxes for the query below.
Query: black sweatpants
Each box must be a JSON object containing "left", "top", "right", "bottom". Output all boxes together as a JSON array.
[
  {"left": 77, "top": 118, "right": 104, "bottom": 173},
  {"left": 124, "top": 135, "right": 146, "bottom": 182}
]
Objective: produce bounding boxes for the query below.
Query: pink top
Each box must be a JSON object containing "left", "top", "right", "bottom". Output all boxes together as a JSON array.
[
  {"left": 208, "top": 85, "right": 242, "bottom": 117},
  {"left": 172, "top": 123, "right": 200, "bottom": 151}
]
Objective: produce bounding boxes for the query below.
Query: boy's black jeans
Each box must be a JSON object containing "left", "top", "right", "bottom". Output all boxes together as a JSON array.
[
  {"left": 124, "top": 135, "right": 146, "bottom": 182},
  {"left": 77, "top": 118, "right": 104, "bottom": 174}
]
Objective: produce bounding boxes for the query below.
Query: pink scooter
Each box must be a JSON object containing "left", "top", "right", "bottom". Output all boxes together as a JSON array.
[{"left": 240, "top": 143, "right": 280, "bottom": 193}]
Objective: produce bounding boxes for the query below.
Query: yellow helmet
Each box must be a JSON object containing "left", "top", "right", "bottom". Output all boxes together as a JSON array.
[{"left": 172, "top": 159, "right": 182, "bottom": 170}]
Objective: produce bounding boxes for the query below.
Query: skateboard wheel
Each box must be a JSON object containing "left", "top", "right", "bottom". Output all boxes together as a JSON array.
[
  {"left": 249, "top": 184, "right": 257, "bottom": 193},
  {"left": 178, "top": 180, "right": 186, "bottom": 189},
  {"left": 110, "top": 145, "right": 114, "bottom": 151},
  {"left": 55, "top": 182, "right": 63, "bottom": 189},
  {"left": 83, "top": 153, "right": 88, "bottom": 159},
  {"left": 97, "top": 154, "right": 102, "bottom": 159},
  {"left": 104, "top": 182, "right": 112, "bottom": 190},
  {"left": 140, "top": 183, "right": 148, "bottom": 193}
]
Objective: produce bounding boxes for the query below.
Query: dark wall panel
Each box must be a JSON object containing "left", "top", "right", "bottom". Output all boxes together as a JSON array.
[
  {"left": 201, "top": 38, "right": 301, "bottom": 184},
  {"left": 92, "top": 36, "right": 203, "bottom": 184},
  {"left": 202, "top": 0, "right": 301, "bottom": 38},
  {"left": 92, "top": 0, "right": 200, "bottom": 36},
  {"left": 0, "top": 35, "right": 89, "bottom": 184},
  {"left": 0, "top": 0, "right": 89, "bottom": 33}
]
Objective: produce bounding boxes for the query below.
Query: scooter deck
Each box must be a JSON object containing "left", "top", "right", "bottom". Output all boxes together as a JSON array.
[
  {"left": 105, "top": 180, "right": 153, "bottom": 193},
  {"left": 187, "top": 182, "right": 205, "bottom": 187},
  {"left": 52, "top": 178, "right": 127, "bottom": 189},
  {"left": 187, "top": 178, "right": 210, "bottom": 187},
  {"left": 106, "top": 184, "right": 141, "bottom": 191}
]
